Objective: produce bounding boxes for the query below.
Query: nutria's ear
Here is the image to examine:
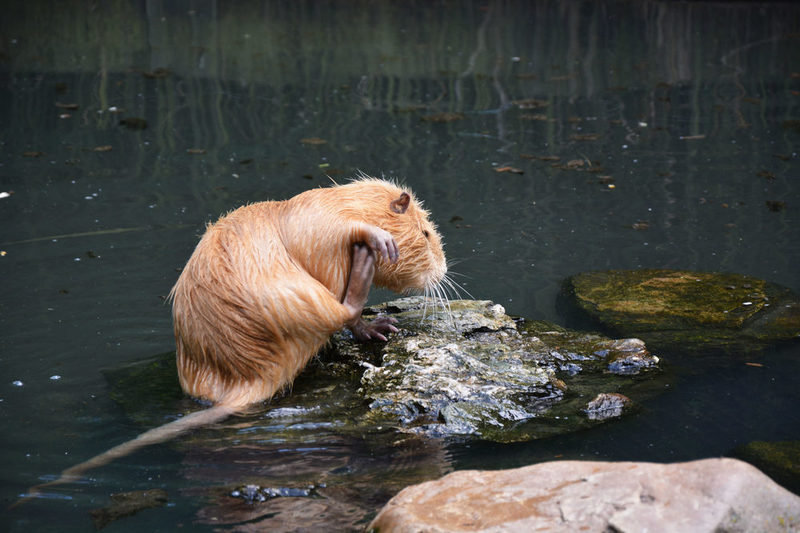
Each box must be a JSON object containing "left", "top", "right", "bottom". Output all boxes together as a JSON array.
[{"left": 390, "top": 192, "right": 410, "bottom": 214}]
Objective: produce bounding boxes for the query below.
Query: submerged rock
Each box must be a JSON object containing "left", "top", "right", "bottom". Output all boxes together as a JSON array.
[
  {"left": 368, "top": 458, "right": 800, "bottom": 532},
  {"left": 563, "top": 269, "right": 800, "bottom": 354},
  {"left": 89, "top": 489, "right": 168, "bottom": 530},
  {"left": 732, "top": 440, "right": 800, "bottom": 495},
  {"left": 585, "top": 393, "right": 632, "bottom": 421},
  {"left": 333, "top": 297, "right": 660, "bottom": 441}
]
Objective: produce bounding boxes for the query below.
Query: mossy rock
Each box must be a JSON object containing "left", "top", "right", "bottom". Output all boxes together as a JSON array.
[
  {"left": 563, "top": 270, "right": 800, "bottom": 354},
  {"left": 731, "top": 441, "right": 800, "bottom": 495}
]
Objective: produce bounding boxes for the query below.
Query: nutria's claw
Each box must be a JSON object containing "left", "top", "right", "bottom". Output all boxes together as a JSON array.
[
  {"left": 349, "top": 316, "right": 399, "bottom": 342},
  {"left": 366, "top": 226, "right": 399, "bottom": 264}
]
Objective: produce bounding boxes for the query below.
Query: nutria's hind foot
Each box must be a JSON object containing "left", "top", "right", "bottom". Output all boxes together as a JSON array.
[{"left": 343, "top": 243, "right": 399, "bottom": 342}]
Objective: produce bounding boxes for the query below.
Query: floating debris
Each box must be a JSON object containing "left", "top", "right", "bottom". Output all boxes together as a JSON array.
[
  {"left": 0, "top": 191, "right": 13, "bottom": 199},
  {"left": 54, "top": 102, "right": 79, "bottom": 110},
  {"left": 631, "top": 221, "right": 650, "bottom": 231},
  {"left": 756, "top": 170, "right": 776, "bottom": 181},
  {"left": 93, "top": 145, "right": 113, "bottom": 152},
  {"left": 142, "top": 68, "right": 170, "bottom": 79},
  {"left": 569, "top": 133, "right": 600, "bottom": 141},
  {"left": 119, "top": 117, "right": 147, "bottom": 130},
  {"left": 521, "top": 154, "right": 559, "bottom": 162},
  {"left": 520, "top": 114, "right": 549, "bottom": 121},
  {"left": 420, "top": 112, "right": 464, "bottom": 123},
  {"left": 679, "top": 134, "right": 706, "bottom": 140},
  {"left": 766, "top": 200, "right": 787, "bottom": 212},
  {"left": 494, "top": 166, "right": 524, "bottom": 174},
  {"left": 300, "top": 137, "right": 328, "bottom": 145},
  {"left": 782, "top": 120, "right": 800, "bottom": 133},
  {"left": 22, "top": 151, "right": 44, "bottom": 158},
  {"left": 512, "top": 98, "right": 548, "bottom": 109},
  {"left": 186, "top": 148, "right": 207, "bottom": 155}
]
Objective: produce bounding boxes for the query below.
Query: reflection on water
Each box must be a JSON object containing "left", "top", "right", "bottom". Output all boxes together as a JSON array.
[{"left": 2, "top": 1, "right": 799, "bottom": 531}]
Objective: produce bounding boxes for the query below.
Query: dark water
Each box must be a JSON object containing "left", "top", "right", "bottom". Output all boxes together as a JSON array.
[{"left": 2, "top": 1, "right": 799, "bottom": 530}]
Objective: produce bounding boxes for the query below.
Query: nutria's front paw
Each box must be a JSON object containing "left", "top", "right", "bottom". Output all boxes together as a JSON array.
[
  {"left": 349, "top": 316, "right": 399, "bottom": 342},
  {"left": 365, "top": 226, "right": 399, "bottom": 264}
]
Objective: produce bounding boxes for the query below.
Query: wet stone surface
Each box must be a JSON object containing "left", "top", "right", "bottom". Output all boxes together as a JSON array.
[{"left": 333, "top": 297, "right": 661, "bottom": 441}]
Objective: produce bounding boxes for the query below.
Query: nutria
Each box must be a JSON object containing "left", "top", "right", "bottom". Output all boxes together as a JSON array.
[{"left": 15, "top": 175, "right": 448, "bottom": 506}]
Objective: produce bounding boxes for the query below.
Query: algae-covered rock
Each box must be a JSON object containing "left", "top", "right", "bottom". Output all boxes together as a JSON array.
[
  {"left": 90, "top": 489, "right": 168, "bottom": 529},
  {"left": 732, "top": 440, "right": 800, "bottom": 495},
  {"left": 334, "top": 297, "right": 660, "bottom": 441},
  {"left": 563, "top": 269, "right": 800, "bottom": 354}
]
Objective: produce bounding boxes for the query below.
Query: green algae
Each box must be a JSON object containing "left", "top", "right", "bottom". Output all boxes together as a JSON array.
[{"left": 564, "top": 270, "right": 800, "bottom": 354}]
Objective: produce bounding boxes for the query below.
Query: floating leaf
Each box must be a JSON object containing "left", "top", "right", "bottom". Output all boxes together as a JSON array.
[
  {"left": 564, "top": 159, "right": 586, "bottom": 170},
  {"left": 570, "top": 133, "right": 600, "bottom": 141},
  {"left": 631, "top": 221, "right": 650, "bottom": 231},
  {"left": 782, "top": 120, "right": 800, "bottom": 133},
  {"left": 512, "top": 98, "right": 548, "bottom": 109},
  {"left": 756, "top": 170, "right": 776, "bottom": 181},
  {"left": 142, "top": 68, "right": 170, "bottom": 79},
  {"left": 420, "top": 112, "right": 464, "bottom": 123},
  {"left": 494, "top": 166, "right": 524, "bottom": 174},
  {"left": 119, "top": 117, "right": 148, "bottom": 130},
  {"left": 745, "top": 362, "right": 764, "bottom": 368},
  {"left": 766, "top": 200, "right": 787, "bottom": 212},
  {"left": 300, "top": 137, "right": 327, "bottom": 145},
  {"left": 186, "top": 148, "right": 207, "bottom": 155},
  {"left": 520, "top": 114, "right": 549, "bottom": 121},
  {"left": 93, "top": 145, "right": 113, "bottom": 152},
  {"left": 520, "top": 154, "right": 559, "bottom": 161},
  {"left": 22, "top": 151, "right": 44, "bottom": 157}
]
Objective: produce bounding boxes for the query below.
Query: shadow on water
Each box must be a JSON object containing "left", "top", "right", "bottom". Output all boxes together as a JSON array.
[{"left": 2, "top": 0, "right": 799, "bottom": 530}]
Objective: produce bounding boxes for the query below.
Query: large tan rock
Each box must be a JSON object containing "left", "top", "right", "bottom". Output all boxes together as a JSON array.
[{"left": 369, "top": 458, "right": 800, "bottom": 532}]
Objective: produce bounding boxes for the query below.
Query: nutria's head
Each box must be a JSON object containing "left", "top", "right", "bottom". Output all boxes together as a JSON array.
[{"left": 337, "top": 177, "right": 447, "bottom": 295}]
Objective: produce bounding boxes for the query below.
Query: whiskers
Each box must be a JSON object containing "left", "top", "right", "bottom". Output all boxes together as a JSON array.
[{"left": 420, "top": 265, "right": 471, "bottom": 328}]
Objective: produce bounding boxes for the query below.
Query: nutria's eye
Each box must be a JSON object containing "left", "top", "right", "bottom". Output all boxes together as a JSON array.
[{"left": 423, "top": 230, "right": 430, "bottom": 239}]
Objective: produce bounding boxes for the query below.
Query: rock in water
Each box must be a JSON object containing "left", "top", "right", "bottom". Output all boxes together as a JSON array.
[
  {"left": 369, "top": 458, "right": 800, "bottom": 532},
  {"left": 563, "top": 269, "right": 800, "bottom": 354},
  {"left": 334, "top": 297, "right": 660, "bottom": 441}
]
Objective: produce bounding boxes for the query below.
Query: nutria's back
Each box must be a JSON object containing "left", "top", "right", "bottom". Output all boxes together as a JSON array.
[{"left": 170, "top": 177, "right": 447, "bottom": 409}]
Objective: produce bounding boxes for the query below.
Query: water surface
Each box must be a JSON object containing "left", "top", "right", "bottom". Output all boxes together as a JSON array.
[{"left": 2, "top": 1, "right": 799, "bottom": 530}]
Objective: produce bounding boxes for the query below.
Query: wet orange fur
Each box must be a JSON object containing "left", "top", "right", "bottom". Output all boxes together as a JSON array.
[{"left": 169, "top": 177, "right": 446, "bottom": 410}]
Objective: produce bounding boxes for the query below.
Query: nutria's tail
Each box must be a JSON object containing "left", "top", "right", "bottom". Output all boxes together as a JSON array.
[{"left": 10, "top": 404, "right": 235, "bottom": 509}]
